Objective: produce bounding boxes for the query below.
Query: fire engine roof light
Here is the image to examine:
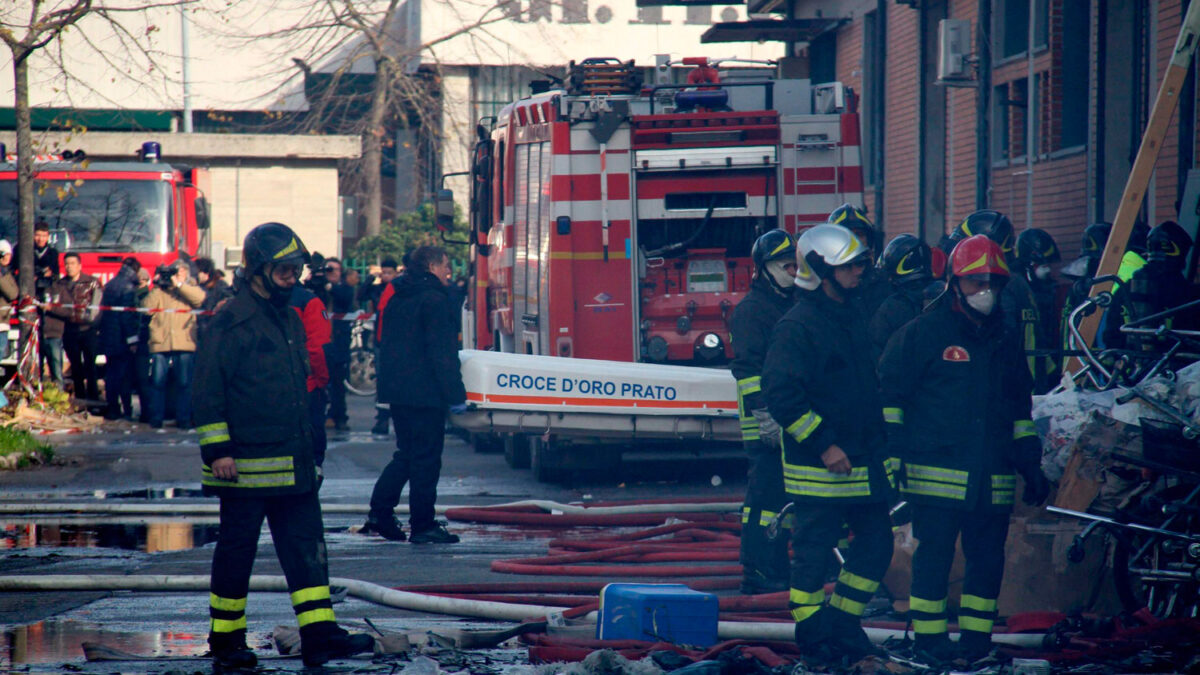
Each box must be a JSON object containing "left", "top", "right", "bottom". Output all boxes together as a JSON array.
[{"left": 141, "top": 141, "right": 161, "bottom": 163}]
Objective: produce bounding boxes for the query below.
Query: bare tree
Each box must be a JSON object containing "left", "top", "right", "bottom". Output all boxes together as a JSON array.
[
  {"left": 1, "top": 0, "right": 180, "bottom": 383},
  {"left": 219, "top": 0, "right": 518, "bottom": 237}
]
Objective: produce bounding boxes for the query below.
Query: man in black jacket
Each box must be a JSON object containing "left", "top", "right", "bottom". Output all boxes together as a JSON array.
[
  {"left": 194, "top": 222, "right": 372, "bottom": 670},
  {"left": 99, "top": 257, "right": 142, "bottom": 420},
  {"left": 364, "top": 246, "right": 467, "bottom": 544},
  {"left": 879, "top": 235, "right": 1049, "bottom": 664},
  {"left": 764, "top": 224, "right": 895, "bottom": 660},
  {"left": 730, "top": 229, "right": 808, "bottom": 595}
]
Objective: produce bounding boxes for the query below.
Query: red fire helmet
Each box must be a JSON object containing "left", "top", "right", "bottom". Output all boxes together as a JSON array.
[{"left": 950, "top": 234, "right": 1010, "bottom": 280}]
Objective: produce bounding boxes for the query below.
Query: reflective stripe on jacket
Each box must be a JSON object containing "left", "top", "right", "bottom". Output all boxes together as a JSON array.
[
  {"left": 193, "top": 287, "right": 316, "bottom": 498},
  {"left": 729, "top": 276, "right": 793, "bottom": 442},
  {"left": 763, "top": 290, "right": 891, "bottom": 504},
  {"left": 879, "top": 298, "right": 1035, "bottom": 512}
]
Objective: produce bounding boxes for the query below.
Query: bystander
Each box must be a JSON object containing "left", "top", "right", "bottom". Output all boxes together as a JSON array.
[
  {"left": 46, "top": 253, "right": 101, "bottom": 401},
  {"left": 143, "top": 263, "right": 205, "bottom": 429}
]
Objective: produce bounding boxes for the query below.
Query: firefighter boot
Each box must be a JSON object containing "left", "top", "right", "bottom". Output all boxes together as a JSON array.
[
  {"left": 793, "top": 610, "right": 836, "bottom": 662},
  {"left": 825, "top": 607, "right": 885, "bottom": 659},
  {"left": 913, "top": 633, "right": 958, "bottom": 665},
  {"left": 210, "top": 635, "right": 257, "bottom": 672},
  {"left": 957, "top": 630, "right": 995, "bottom": 662},
  {"left": 300, "top": 625, "right": 375, "bottom": 667}
]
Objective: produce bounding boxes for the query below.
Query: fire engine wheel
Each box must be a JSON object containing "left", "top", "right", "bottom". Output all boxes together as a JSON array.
[
  {"left": 530, "top": 436, "right": 568, "bottom": 484},
  {"left": 471, "top": 432, "right": 504, "bottom": 454},
  {"left": 504, "top": 434, "right": 531, "bottom": 470},
  {"left": 345, "top": 347, "right": 377, "bottom": 396}
]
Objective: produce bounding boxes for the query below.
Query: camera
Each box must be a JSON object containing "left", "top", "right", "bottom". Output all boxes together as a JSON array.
[
  {"left": 154, "top": 263, "right": 178, "bottom": 290},
  {"left": 304, "top": 252, "right": 328, "bottom": 292}
]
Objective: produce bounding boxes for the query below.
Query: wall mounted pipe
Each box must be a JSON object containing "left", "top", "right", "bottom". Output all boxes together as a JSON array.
[{"left": 0, "top": 574, "right": 1046, "bottom": 649}]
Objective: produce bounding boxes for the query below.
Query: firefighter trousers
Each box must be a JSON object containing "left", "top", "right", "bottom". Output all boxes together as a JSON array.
[
  {"left": 740, "top": 440, "right": 791, "bottom": 585},
  {"left": 788, "top": 500, "right": 893, "bottom": 642},
  {"left": 909, "top": 506, "right": 1010, "bottom": 641},
  {"left": 209, "top": 490, "right": 339, "bottom": 650}
]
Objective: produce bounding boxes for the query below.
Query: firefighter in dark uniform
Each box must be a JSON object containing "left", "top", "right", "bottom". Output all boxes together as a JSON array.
[
  {"left": 763, "top": 224, "right": 895, "bottom": 659},
  {"left": 879, "top": 235, "right": 1050, "bottom": 663},
  {"left": 869, "top": 234, "right": 935, "bottom": 356},
  {"left": 730, "top": 229, "right": 813, "bottom": 594},
  {"left": 1104, "top": 220, "right": 1198, "bottom": 352},
  {"left": 1013, "top": 228, "right": 1063, "bottom": 393},
  {"left": 829, "top": 203, "right": 890, "bottom": 319},
  {"left": 194, "top": 222, "right": 373, "bottom": 670}
]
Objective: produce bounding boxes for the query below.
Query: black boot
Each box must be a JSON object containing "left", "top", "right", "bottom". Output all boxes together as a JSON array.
[
  {"left": 825, "top": 608, "right": 885, "bottom": 659},
  {"left": 362, "top": 515, "right": 406, "bottom": 541},
  {"left": 211, "top": 645, "right": 257, "bottom": 672},
  {"left": 794, "top": 611, "right": 837, "bottom": 662},
  {"left": 957, "top": 630, "right": 994, "bottom": 662},
  {"left": 301, "top": 625, "right": 375, "bottom": 667},
  {"left": 740, "top": 568, "right": 788, "bottom": 595},
  {"left": 913, "top": 633, "right": 959, "bottom": 665}
]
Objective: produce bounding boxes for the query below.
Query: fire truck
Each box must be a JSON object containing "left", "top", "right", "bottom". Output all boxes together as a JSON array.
[
  {"left": 0, "top": 141, "right": 211, "bottom": 364},
  {"left": 447, "top": 56, "right": 865, "bottom": 365},
  {"left": 440, "top": 57, "right": 866, "bottom": 479}
]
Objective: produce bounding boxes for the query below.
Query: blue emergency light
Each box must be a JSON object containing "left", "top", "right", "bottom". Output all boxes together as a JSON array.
[{"left": 141, "top": 141, "right": 161, "bottom": 163}]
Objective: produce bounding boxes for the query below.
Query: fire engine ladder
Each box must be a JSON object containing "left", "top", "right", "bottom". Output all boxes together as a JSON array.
[{"left": 792, "top": 132, "right": 844, "bottom": 206}]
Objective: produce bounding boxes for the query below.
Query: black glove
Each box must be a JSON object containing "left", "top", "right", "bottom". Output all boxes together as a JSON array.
[{"left": 1019, "top": 467, "right": 1051, "bottom": 506}]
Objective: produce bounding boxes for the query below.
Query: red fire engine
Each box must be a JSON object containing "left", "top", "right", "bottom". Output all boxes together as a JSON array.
[
  {"left": 449, "top": 57, "right": 865, "bottom": 365},
  {"left": 0, "top": 141, "right": 211, "bottom": 285}
]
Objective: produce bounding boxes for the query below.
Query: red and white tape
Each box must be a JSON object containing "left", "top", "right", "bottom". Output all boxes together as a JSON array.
[{"left": 25, "top": 302, "right": 374, "bottom": 321}]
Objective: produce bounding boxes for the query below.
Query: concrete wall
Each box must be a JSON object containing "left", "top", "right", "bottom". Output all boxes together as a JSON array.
[{"left": 207, "top": 164, "right": 343, "bottom": 266}]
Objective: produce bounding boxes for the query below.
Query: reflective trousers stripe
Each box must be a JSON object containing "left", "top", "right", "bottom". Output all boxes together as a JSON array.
[
  {"left": 291, "top": 586, "right": 331, "bottom": 606},
  {"left": 958, "top": 615, "right": 995, "bottom": 633},
  {"left": 210, "top": 593, "right": 246, "bottom": 612},
  {"left": 829, "top": 593, "right": 866, "bottom": 616},
  {"left": 296, "top": 607, "right": 337, "bottom": 627},
  {"left": 909, "top": 596, "right": 947, "bottom": 614},
  {"left": 211, "top": 616, "right": 247, "bottom": 633},
  {"left": 960, "top": 594, "right": 997, "bottom": 612},
  {"left": 912, "top": 618, "right": 948, "bottom": 634},
  {"left": 838, "top": 569, "right": 880, "bottom": 594},
  {"left": 883, "top": 407, "right": 904, "bottom": 424}
]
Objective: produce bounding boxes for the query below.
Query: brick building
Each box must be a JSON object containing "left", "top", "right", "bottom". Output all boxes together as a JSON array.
[{"left": 727, "top": 0, "right": 1197, "bottom": 262}]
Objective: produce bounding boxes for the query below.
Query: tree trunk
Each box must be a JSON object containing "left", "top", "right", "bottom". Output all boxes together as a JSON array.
[
  {"left": 361, "top": 57, "right": 391, "bottom": 238},
  {"left": 13, "top": 49, "right": 39, "bottom": 385}
]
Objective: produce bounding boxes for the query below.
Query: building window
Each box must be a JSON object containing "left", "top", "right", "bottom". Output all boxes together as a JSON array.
[
  {"left": 809, "top": 30, "right": 837, "bottom": 85},
  {"left": 995, "top": 0, "right": 1048, "bottom": 60},
  {"left": 498, "top": 0, "right": 521, "bottom": 22},
  {"left": 528, "top": 0, "right": 551, "bottom": 22},
  {"left": 1059, "top": 0, "right": 1089, "bottom": 149},
  {"left": 992, "top": 83, "right": 1010, "bottom": 162}
]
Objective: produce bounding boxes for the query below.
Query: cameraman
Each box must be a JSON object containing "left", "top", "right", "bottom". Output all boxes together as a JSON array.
[{"left": 142, "top": 262, "right": 205, "bottom": 429}]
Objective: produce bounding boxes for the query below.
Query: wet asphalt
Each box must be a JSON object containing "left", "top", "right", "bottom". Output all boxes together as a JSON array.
[{"left": 0, "top": 394, "right": 749, "bottom": 672}]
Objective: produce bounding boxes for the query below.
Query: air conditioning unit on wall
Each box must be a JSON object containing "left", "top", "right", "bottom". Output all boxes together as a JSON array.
[{"left": 938, "top": 19, "right": 974, "bottom": 84}]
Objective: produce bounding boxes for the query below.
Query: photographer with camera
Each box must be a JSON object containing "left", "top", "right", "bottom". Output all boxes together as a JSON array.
[{"left": 142, "top": 262, "right": 205, "bottom": 429}]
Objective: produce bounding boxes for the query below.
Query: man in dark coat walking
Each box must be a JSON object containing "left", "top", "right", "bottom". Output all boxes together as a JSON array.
[
  {"left": 99, "top": 257, "right": 142, "bottom": 420},
  {"left": 363, "top": 246, "right": 467, "bottom": 544}
]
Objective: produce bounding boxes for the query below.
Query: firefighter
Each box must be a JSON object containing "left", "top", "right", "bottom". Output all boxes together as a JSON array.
[
  {"left": 1104, "top": 220, "right": 1198, "bottom": 352},
  {"left": 829, "top": 204, "right": 890, "bottom": 318},
  {"left": 879, "top": 235, "right": 1050, "bottom": 664},
  {"left": 869, "top": 234, "right": 934, "bottom": 356},
  {"left": 763, "top": 223, "right": 895, "bottom": 659},
  {"left": 730, "top": 229, "right": 814, "bottom": 594},
  {"left": 194, "top": 222, "right": 374, "bottom": 670},
  {"left": 1012, "top": 229, "right": 1063, "bottom": 392}
]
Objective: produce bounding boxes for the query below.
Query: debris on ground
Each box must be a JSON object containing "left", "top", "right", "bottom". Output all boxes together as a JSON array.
[
  {"left": 0, "top": 417, "right": 56, "bottom": 469},
  {"left": 1, "top": 385, "right": 103, "bottom": 435}
]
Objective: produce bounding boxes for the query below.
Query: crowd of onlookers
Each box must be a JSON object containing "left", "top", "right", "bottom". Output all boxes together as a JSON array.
[{"left": 0, "top": 221, "right": 427, "bottom": 432}]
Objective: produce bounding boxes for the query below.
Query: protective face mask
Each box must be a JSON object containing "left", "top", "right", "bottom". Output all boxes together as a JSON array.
[
  {"left": 1034, "top": 265, "right": 1053, "bottom": 280},
  {"left": 765, "top": 260, "right": 796, "bottom": 289},
  {"left": 965, "top": 288, "right": 996, "bottom": 315}
]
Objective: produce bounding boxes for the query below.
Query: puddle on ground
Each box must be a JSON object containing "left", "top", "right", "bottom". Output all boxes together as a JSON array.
[
  {"left": 0, "top": 521, "right": 220, "bottom": 552},
  {"left": 92, "top": 487, "right": 207, "bottom": 500},
  {"left": 0, "top": 620, "right": 207, "bottom": 665}
]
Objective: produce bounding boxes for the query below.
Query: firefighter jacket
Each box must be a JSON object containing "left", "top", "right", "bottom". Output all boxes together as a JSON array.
[
  {"left": 878, "top": 298, "right": 1037, "bottom": 513},
  {"left": 377, "top": 269, "right": 466, "bottom": 409},
  {"left": 1002, "top": 274, "right": 1060, "bottom": 392},
  {"left": 855, "top": 267, "right": 892, "bottom": 321},
  {"left": 729, "top": 276, "right": 793, "bottom": 442},
  {"left": 194, "top": 287, "right": 317, "bottom": 498},
  {"left": 869, "top": 284, "right": 925, "bottom": 359},
  {"left": 763, "top": 290, "right": 893, "bottom": 503}
]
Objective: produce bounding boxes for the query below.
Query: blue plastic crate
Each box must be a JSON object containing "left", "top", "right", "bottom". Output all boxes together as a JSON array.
[{"left": 596, "top": 583, "right": 718, "bottom": 647}]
